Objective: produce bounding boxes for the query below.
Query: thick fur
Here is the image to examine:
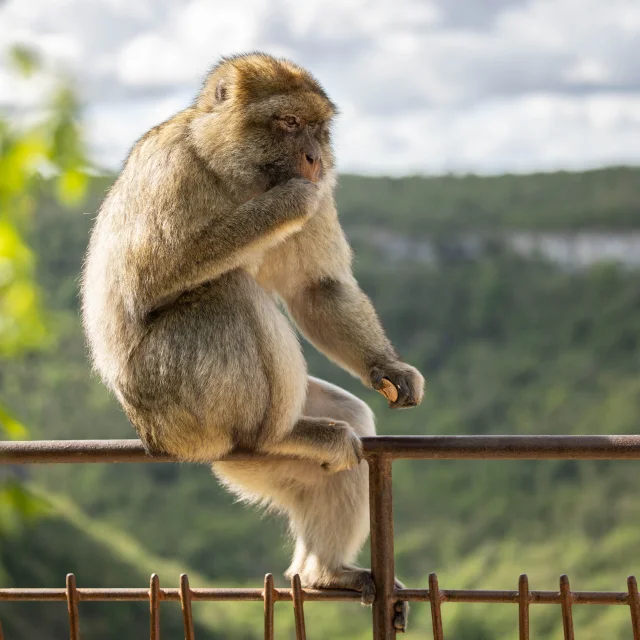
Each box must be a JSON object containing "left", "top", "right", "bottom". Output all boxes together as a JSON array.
[{"left": 81, "top": 53, "right": 423, "bottom": 627}]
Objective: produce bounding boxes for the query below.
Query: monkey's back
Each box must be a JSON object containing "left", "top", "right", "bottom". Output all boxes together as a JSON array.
[{"left": 81, "top": 122, "right": 308, "bottom": 458}]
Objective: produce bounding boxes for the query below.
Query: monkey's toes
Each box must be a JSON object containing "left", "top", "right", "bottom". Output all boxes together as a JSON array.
[
  {"left": 393, "top": 600, "right": 409, "bottom": 633},
  {"left": 354, "top": 570, "right": 375, "bottom": 605},
  {"left": 360, "top": 582, "right": 376, "bottom": 605}
]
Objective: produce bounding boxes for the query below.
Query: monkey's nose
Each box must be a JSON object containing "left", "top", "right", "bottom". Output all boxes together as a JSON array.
[{"left": 300, "top": 150, "right": 322, "bottom": 182}]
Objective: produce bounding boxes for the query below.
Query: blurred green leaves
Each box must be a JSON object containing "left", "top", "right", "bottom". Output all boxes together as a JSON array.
[
  {"left": 1, "top": 43, "right": 88, "bottom": 525},
  {"left": 0, "top": 404, "right": 27, "bottom": 439},
  {"left": 1, "top": 41, "right": 88, "bottom": 371},
  {"left": 8, "top": 44, "right": 41, "bottom": 78},
  {"left": 0, "top": 480, "right": 49, "bottom": 534}
]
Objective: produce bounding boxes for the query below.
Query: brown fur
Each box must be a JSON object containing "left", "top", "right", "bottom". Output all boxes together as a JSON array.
[{"left": 81, "top": 53, "right": 423, "bottom": 628}]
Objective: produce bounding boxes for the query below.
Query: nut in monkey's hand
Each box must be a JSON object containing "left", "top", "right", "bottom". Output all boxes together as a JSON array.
[{"left": 377, "top": 378, "right": 399, "bottom": 403}]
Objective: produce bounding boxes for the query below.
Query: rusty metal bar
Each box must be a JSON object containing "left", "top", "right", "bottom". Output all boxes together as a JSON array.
[
  {"left": 149, "top": 574, "right": 160, "bottom": 640},
  {"left": 66, "top": 573, "right": 80, "bottom": 640},
  {"left": 0, "top": 585, "right": 634, "bottom": 604},
  {"left": 0, "top": 587, "right": 361, "bottom": 602},
  {"left": 396, "top": 588, "right": 630, "bottom": 604},
  {"left": 291, "top": 575, "right": 306, "bottom": 640},
  {"left": 369, "top": 454, "right": 397, "bottom": 640},
  {"left": 363, "top": 435, "right": 640, "bottom": 459},
  {"left": 560, "top": 575, "right": 574, "bottom": 640},
  {"left": 429, "top": 573, "right": 444, "bottom": 640},
  {"left": 397, "top": 589, "right": 629, "bottom": 605},
  {"left": 4, "top": 435, "right": 640, "bottom": 464},
  {"left": 263, "top": 574, "right": 275, "bottom": 640},
  {"left": 1, "top": 585, "right": 635, "bottom": 605},
  {"left": 179, "top": 574, "right": 195, "bottom": 640},
  {"left": 518, "top": 574, "right": 530, "bottom": 640},
  {"left": 629, "top": 576, "right": 640, "bottom": 640}
]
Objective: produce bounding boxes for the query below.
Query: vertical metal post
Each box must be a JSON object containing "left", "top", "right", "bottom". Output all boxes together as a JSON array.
[
  {"left": 559, "top": 575, "right": 574, "bottom": 640},
  {"left": 263, "top": 573, "right": 275, "bottom": 640},
  {"left": 429, "top": 573, "right": 444, "bottom": 640},
  {"left": 149, "top": 574, "right": 160, "bottom": 640},
  {"left": 291, "top": 575, "right": 307, "bottom": 640},
  {"left": 179, "top": 574, "right": 195, "bottom": 640},
  {"left": 66, "top": 573, "right": 81, "bottom": 640},
  {"left": 628, "top": 576, "right": 640, "bottom": 640},
  {"left": 518, "top": 574, "right": 530, "bottom": 640},
  {"left": 369, "top": 454, "right": 396, "bottom": 640}
]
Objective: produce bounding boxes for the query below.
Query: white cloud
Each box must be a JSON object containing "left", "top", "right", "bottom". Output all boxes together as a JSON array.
[
  {"left": 116, "top": 2, "right": 266, "bottom": 86},
  {"left": 1, "top": 0, "right": 640, "bottom": 175},
  {"left": 335, "top": 93, "right": 640, "bottom": 175}
]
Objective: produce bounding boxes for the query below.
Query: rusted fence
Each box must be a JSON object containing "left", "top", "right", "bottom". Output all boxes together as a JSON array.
[{"left": 2, "top": 435, "right": 640, "bottom": 639}]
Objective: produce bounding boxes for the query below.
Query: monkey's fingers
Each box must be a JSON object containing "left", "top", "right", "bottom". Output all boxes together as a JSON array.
[{"left": 376, "top": 378, "right": 399, "bottom": 403}]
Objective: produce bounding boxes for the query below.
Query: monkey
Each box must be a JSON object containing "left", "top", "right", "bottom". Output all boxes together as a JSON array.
[{"left": 81, "top": 53, "right": 424, "bottom": 631}]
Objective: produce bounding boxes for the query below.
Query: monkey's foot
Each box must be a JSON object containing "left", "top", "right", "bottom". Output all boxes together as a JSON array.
[
  {"left": 298, "top": 568, "right": 409, "bottom": 630},
  {"left": 357, "top": 573, "right": 408, "bottom": 633},
  {"left": 320, "top": 423, "right": 363, "bottom": 473},
  {"left": 393, "top": 596, "right": 409, "bottom": 633},
  {"left": 300, "top": 567, "right": 375, "bottom": 603}
]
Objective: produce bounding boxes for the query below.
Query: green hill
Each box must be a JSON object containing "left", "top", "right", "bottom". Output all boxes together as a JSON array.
[{"left": 1, "top": 167, "right": 640, "bottom": 638}]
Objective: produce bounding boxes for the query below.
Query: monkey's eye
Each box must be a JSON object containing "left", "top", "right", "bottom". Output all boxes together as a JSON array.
[{"left": 280, "top": 115, "right": 300, "bottom": 130}]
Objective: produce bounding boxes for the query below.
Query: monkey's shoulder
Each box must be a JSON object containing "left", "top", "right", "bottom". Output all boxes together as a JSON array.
[
  {"left": 107, "top": 122, "right": 222, "bottom": 217},
  {"left": 125, "top": 122, "right": 201, "bottom": 183}
]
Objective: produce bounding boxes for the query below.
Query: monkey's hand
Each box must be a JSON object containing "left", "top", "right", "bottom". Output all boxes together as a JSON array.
[
  {"left": 273, "top": 177, "right": 322, "bottom": 219},
  {"left": 242, "top": 177, "right": 321, "bottom": 229},
  {"left": 370, "top": 362, "right": 425, "bottom": 409}
]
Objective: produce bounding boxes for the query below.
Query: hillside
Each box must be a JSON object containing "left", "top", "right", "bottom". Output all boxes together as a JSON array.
[{"left": 1, "top": 167, "right": 640, "bottom": 638}]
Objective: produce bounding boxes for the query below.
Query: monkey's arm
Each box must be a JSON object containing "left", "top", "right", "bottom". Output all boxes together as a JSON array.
[
  {"left": 130, "top": 176, "right": 319, "bottom": 314},
  {"left": 259, "top": 200, "right": 424, "bottom": 408}
]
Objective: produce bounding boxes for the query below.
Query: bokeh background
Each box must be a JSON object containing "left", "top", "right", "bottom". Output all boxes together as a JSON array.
[{"left": 1, "top": 1, "right": 639, "bottom": 638}]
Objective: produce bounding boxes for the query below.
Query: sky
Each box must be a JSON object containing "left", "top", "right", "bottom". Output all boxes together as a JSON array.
[{"left": 1, "top": 0, "right": 639, "bottom": 176}]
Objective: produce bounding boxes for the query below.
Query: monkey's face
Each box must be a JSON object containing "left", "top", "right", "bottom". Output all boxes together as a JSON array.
[
  {"left": 190, "top": 56, "right": 336, "bottom": 199},
  {"left": 247, "top": 93, "right": 334, "bottom": 190}
]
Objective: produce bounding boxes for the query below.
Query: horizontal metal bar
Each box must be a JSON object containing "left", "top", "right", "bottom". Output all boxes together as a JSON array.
[
  {"left": 0, "top": 588, "right": 362, "bottom": 602},
  {"left": 364, "top": 435, "right": 640, "bottom": 459},
  {"left": 2, "top": 435, "right": 640, "bottom": 464},
  {"left": 398, "top": 589, "right": 631, "bottom": 605},
  {"left": 0, "top": 587, "right": 633, "bottom": 605}
]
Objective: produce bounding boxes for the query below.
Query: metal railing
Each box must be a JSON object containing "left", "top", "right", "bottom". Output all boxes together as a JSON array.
[{"left": 2, "top": 435, "right": 640, "bottom": 640}]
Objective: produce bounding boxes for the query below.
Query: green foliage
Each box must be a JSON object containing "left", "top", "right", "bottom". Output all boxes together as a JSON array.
[
  {"left": 1, "top": 164, "right": 640, "bottom": 637},
  {"left": 0, "top": 481, "right": 49, "bottom": 534},
  {"left": 0, "top": 44, "right": 88, "bottom": 360},
  {"left": 0, "top": 45, "right": 88, "bottom": 529},
  {"left": 8, "top": 45, "right": 41, "bottom": 78},
  {"left": 337, "top": 167, "right": 640, "bottom": 233}
]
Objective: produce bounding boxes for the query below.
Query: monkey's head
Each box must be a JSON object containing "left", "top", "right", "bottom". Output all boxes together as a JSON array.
[{"left": 190, "top": 53, "right": 337, "bottom": 199}]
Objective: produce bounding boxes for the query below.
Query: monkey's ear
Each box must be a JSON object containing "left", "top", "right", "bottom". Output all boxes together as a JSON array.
[{"left": 215, "top": 79, "right": 227, "bottom": 102}]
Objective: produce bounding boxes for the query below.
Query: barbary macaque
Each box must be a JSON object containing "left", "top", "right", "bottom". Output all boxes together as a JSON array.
[{"left": 82, "top": 53, "right": 424, "bottom": 631}]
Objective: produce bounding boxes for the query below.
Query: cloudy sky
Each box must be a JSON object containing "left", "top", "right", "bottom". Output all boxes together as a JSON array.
[{"left": 1, "top": 0, "right": 639, "bottom": 175}]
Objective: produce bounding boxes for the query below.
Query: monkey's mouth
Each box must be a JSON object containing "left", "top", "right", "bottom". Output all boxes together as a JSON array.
[{"left": 259, "top": 160, "right": 323, "bottom": 189}]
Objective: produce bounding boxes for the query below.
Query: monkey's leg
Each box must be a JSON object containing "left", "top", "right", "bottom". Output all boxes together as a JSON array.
[
  {"left": 214, "top": 378, "right": 408, "bottom": 629},
  {"left": 283, "top": 378, "right": 409, "bottom": 631}
]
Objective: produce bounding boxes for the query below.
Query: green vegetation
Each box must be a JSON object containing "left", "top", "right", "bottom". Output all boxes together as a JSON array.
[
  {"left": 0, "top": 46, "right": 87, "bottom": 534},
  {"left": 1, "top": 165, "right": 640, "bottom": 638},
  {"left": 337, "top": 167, "right": 640, "bottom": 232}
]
